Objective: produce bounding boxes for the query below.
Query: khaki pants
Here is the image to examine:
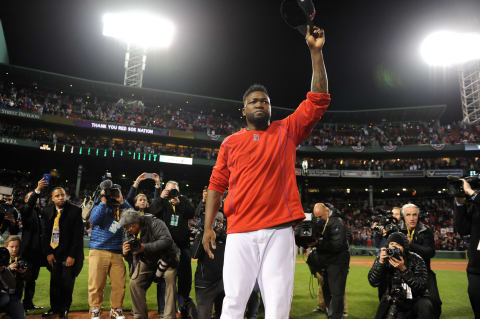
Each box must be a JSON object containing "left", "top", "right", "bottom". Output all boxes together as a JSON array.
[
  {"left": 88, "top": 249, "right": 126, "bottom": 310},
  {"left": 130, "top": 260, "right": 177, "bottom": 319},
  {"left": 316, "top": 272, "right": 348, "bottom": 313}
]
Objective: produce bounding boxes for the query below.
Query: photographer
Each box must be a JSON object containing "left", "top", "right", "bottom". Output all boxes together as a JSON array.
[
  {"left": 20, "top": 178, "right": 48, "bottom": 311},
  {"left": 0, "top": 192, "right": 20, "bottom": 235},
  {"left": 0, "top": 246, "right": 25, "bottom": 319},
  {"left": 88, "top": 181, "right": 132, "bottom": 319},
  {"left": 453, "top": 179, "right": 480, "bottom": 318},
  {"left": 368, "top": 232, "right": 433, "bottom": 319},
  {"left": 126, "top": 172, "right": 162, "bottom": 215},
  {"left": 194, "top": 212, "right": 226, "bottom": 319},
  {"left": 400, "top": 204, "right": 441, "bottom": 318},
  {"left": 120, "top": 209, "right": 180, "bottom": 319},
  {"left": 310, "top": 203, "right": 349, "bottom": 319},
  {"left": 155, "top": 181, "right": 195, "bottom": 311},
  {"left": 4, "top": 236, "right": 31, "bottom": 300},
  {"left": 194, "top": 187, "right": 208, "bottom": 223}
]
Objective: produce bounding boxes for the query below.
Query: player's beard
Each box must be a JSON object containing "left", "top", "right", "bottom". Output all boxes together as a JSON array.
[{"left": 246, "top": 111, "right": 270, "bottom": 130}]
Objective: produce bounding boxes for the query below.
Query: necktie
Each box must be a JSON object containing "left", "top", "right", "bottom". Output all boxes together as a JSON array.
[{"left": 50, "top": 209, "right": 61, "bottom": 249}]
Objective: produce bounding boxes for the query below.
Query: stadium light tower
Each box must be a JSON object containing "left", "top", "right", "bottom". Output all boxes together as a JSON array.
[
  {"left": 103, "top": 12, "right": 175, "bottom": 88},
  {"left": 421, "top": 31, "right": 480, "bottom": 124}
]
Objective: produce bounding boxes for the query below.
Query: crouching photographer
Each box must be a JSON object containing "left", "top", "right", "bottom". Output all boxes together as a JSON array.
[
  {"left": 120, "top": 209, "right": 180, "bottom": 319},
  {"left": 299, "top": 203, "right": 349, "bottom": 319},
  {"left": 368, "top": 232, "right": 433, "bottom": 319},
  {"left": 452, "top": 177, "right": 480, "bottom": 318}
]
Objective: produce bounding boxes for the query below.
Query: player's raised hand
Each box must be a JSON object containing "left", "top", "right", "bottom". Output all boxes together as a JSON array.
[{"left": 306, "top": 25, "right": 325, "bottom": 51}]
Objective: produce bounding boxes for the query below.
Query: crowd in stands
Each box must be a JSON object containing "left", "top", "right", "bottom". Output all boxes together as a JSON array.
[
  {"left": 0, "top": 121, "right": 219, "bottom": 160},
  {"left": 1, "top": 81, "right": 480, "bottom": 148},
  {"left": 297, "top": 157, "right": 480, "bottom": 171}
]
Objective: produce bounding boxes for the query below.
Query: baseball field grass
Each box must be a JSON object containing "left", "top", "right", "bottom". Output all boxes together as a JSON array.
[{"left": 27, "top": 254, "right": 473, "bottom": 318}]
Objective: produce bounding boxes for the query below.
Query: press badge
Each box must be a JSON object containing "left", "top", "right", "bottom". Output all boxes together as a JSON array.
[
  {"left": 109, "top": 221, "right": 121, "bottom": 233},
  {"left": 477, "top": 240, "right": 480, "bottom": 251},
  {"left": 170, "top": 214, "right": 179, "bottom": 227},
  {"left": 51, "top": 227, "right": 60, "bottom": 244}
]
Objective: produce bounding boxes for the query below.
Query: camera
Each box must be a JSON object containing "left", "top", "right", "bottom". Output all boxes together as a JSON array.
[
  {"left": 126, "top": 238, "right": 142, "bottom": 252},
  {"left": 371, "top": 209, "right": 400, "bottom": 238},
  {"left": 93, "top": 178, "right": 121, "bottom": 207},
  {"left": 294, "top": 219, "right": 315, "bottom": 248},
  {"left": 384, "top": 275, "right": 407, "bottom": 319},
  {"left": 16, "top": 260, "right": 28, "bottom": 270},
  {"left": 447, "top": 174, "right": 479, "bottom": 197},
  {"left": 385, "top": 246, "right": 402, "bottom": 260},
  {"left": 166, "top": 188, "right": 180, "bottom": 200}
]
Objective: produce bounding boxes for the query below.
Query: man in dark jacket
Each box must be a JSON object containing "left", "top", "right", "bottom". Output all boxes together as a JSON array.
[
  {"left": 0, "top": 193, "right": 20, "bottom": 235},
  {"left": 120, "top": 209, "right": 179, "bottom": 319},
  {"left": 454, "top": 179, "right": 480, "bottom": 318},
  {"left": 43, "top": 187, "right": 84, "bottom": 319},
  {"left": 195, "top": 212, "right": 226, "bottom": 319},
  {"left": 154, "top": 181, "right": 195, "bottom": 309},
  {"left": 21, "top": 177, "right": 48, "bottom": 311},
  {"left": 368, "top": 232, "right": 433, "bottom": 319},
  {"left": 311, "top": 203, "right": 349, "bottom": 319},
  {"left": 400, "top": 203, "right": 441, "bottom": 318}
]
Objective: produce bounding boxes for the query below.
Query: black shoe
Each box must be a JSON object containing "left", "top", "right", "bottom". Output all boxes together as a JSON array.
[
  {"left": 59, "top": 311, "right": 68, "bottom": 319},
  {"left": 25, "top": 304, "right": 44, "bottom": 311},
  {"left": 42, "top": 309, "right": 55, "bottom": 317}
]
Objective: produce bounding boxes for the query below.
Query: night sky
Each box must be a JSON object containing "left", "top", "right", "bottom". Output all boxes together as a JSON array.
[{"left": 1, "top": 0, "right": 480, "bottom": 121}]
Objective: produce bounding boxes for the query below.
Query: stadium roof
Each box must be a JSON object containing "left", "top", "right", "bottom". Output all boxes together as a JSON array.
[{"left": 1, "top": 63, "right": 446, "bottom": 123}]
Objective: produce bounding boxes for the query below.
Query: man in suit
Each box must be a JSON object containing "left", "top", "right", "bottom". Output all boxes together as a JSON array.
[{"left": 42, "top": 187, "right": 84, "bottom": 319}]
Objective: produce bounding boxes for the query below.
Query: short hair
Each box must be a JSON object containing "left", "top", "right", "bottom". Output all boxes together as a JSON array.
[
  {"left": 119, "top": 208, "right": 141, "bottom": 227},
  {"left": 51, "top": 187, "right": 66, "bottom": 195},
  {"left": 401, "top": 203, "right": 419, "bottom": 217},
  {"left": 166, "top": 180, "right": 179, "bottom": 190},
  {"left": 242, "top": 84, "right": 269, "bottom": 104},
  {"left": 4, "top": 235, "right": 21, "bottom": 247}
]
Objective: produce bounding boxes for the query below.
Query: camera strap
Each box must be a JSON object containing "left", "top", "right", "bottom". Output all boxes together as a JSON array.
[
  {"left": 321, "top": 217, "right": 329, "bottom": 236},
  {"left": 9, "top": 257, "right": 17, "bottom": 264}
]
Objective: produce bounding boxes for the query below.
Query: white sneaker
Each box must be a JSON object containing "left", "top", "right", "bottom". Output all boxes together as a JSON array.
[
  {"left": 91, "top": 308, "right": 101, "bottom": 319},
  {"left": 110, "top": 308, "right": 125, "bottom": 319}
]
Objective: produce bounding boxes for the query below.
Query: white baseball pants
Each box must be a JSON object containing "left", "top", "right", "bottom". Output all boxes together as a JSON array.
[{"left": 220, "top": 226, "right": 296, "bottom": 319}]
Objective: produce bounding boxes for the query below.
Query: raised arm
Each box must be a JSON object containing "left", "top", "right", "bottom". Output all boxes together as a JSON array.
[{"left": 306, "top": 25, "right": 328, "bottom": 93}]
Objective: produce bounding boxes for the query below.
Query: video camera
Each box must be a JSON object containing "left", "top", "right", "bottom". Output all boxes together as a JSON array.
[
  {"left": 371, "top": 209, "right": 400, "bottom": 238},
  {"left": 294, "top": 213, "right": 318, "bottom": 249},
  {"left": 93, "top": 172, "right": 122, "bottom": 207},
  {"left": 447, "top": 174, "right": 479, "bottom": 197}
]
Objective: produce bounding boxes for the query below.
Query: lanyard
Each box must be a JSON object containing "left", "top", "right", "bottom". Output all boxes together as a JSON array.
[
  {"left": 136, "top": 230, "right": 142, "bottom": 240},
  {"left": 407, "top": 228, "right": 415, "bottom": 241}
]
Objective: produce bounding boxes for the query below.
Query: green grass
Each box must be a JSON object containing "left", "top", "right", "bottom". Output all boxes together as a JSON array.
[{"left": 29, "top": 253, "right": 473, "bottom": 319}]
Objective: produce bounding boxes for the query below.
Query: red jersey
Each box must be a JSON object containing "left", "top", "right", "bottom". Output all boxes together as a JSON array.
[{"left": 209, "top": 92, "right": 331, "bottom": 234}]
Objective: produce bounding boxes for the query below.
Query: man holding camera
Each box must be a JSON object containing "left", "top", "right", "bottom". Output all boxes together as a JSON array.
[
  {"left": 454, "top": 179, "right": 480, "bottom": 318},
  {"left": 88, "top": 183, "right": 132, "bottom": 319},
  {"left": 368, "top": 232, "right": 433, "bottom": 319},
  {"left": 0, "top": 193, "right": 20, "bottom": 235},
  {"left": 21, "top": 178, "right": 49, "bottom": 311},
  {"left": 120, "top": 209, "right": 180, "bottom": 319},
  {"left": 43, "top": 187, "right": 84, "bottom": 319},
  {"left": 310, "top": 203, "right": 349, "bottom": 319},
  {"left": 400, "top": 203, "right": 441, "bottom": 318},
  {"left": 155, "top": 181, "right": 195, "bottom": 311}
]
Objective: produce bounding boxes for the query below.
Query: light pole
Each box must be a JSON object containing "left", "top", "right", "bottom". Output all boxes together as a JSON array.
[
  {"left": 420, "top": 31, "right": 480, "bottom": 124},
  {"left": 102, "top": 11, "right": 175, "bottom": 88}
]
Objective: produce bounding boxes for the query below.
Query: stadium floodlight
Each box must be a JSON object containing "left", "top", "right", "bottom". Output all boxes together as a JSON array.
[
  {"left": 102, "top": 11, "right": 175, "bottom": 88},
  {"left": 420, "top": 31, "right": 480, "bottom": 125},
  {"left": 420, "top": 31, "right": 480, "bottom": 67}
]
